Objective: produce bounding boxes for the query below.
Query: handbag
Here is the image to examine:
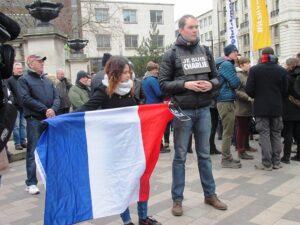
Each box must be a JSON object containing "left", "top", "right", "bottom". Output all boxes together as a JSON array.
[
  {"left": 288, "top": 95, "right": 300, "bottom": 108},
  {"left": 0, "top": 148, "right": 9, "bottom": 175}
]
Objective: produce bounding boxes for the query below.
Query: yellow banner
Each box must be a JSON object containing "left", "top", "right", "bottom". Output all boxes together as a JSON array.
[{"left": 251, "top": 0, "right": 272, "bottom": 51}]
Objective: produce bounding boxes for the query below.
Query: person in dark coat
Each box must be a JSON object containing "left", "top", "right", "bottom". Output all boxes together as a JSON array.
[
  {"left": 55, "top": 68, "right": 72, "bottom": 115},
  {"left": 246, "top": 47, "right": 288, "bottom": 170},
  {"left": 159, "top": 15, "right": 227, "bottom": 216},
  {"left": 77, "top": 56, "right": 161, "bottom": 225},
  {"left": 18, "top": 54, "right": 60, "bottom": 195},
  {"left": 90, "top": 52, "right": 112, "bottom": 94},
  {"left": 281, "top": 58, "right": 300, "bottom": 163},
  {"left": 7, "top": 62, "right": 27, "bottom": 150}
]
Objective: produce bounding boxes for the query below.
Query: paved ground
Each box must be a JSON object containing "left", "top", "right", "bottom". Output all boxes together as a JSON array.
[{"left": 1, "top": 138, "right": 300, "bottom": 225}]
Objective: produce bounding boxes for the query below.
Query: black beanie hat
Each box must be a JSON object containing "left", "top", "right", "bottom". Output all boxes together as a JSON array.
[
  {"left": 76, "top": 70, "right": 88, "bottom": 82},
  {"left": 224, "top": 44, "right": 238, "bottom": 56},
  {"left": 102, "top": 53, "right": 112, "bottom": 67}
]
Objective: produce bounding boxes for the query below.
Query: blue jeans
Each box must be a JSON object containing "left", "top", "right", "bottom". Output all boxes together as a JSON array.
[
  {"left": 13, "top": 109, "right": 27, "bottom": 145},
  {"left": 172, "top": 107, "right": 216, "bottom": 201},
  {"left": 120, "top": 201, "right": 148, "bottom": 224},
  {"left": 25, "top": 117, "right": 43, "bottom": 186}
]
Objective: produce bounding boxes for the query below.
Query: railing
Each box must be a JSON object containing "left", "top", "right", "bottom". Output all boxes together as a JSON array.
[{"left": 270, "top": 9, "right": 279, "bottom": 17}]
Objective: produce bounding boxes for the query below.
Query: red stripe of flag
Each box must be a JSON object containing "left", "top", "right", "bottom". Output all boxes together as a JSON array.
[{"left": 137, "top": 104, "right": 174, "bottom": 201}]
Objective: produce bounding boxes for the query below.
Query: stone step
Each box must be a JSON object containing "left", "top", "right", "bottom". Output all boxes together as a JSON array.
[{"left": 6, "top": 141, "right": 26, "bottom": 163}]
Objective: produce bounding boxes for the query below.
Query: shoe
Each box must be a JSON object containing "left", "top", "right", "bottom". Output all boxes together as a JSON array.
[
  {"left": 125, "top": 223, "right": 135, "bottom": 225},
  {"left": 187, "top": 149, "right": 193, "bottom": 154},
  {"left": 160, "top": 147, "right": 170, "bottom": 153},
  {"left": 281, "top": 156, "right": 290, "bottom": 164},
  {"left": 164, "top": 143, "right": 170, "bottom": 149},
  {"left": 172, "top": 201, "right": 183, "bottom": 216},
  {"left": 21, "top": 143, "right": 27, "bottom": 148},
  {"left": 204, "top": 195, "right": 228, "bottom": 210},
  {"left": 15, "top": 144, "right": 23, "bottom": 150},
  {"left": 254, "top": 163, "right": 272, "bottom": 171},
  {"left": 221, "top": 159, "right": 242, "bottom": 169},
  {"left": 139, "top": 216, "right": 161, "bottom": 225},
  {"left": 245, "top": 146, "right": 257, "bottom": 152},
  {"left": 25, "top": 185, "right": 40, "bottom": 195},
  {"left": 239, "top": 152, "right": 254, "bottom": 160},
  {"left": 273, "top": 163, "right": 283, "bottom": 169},
  {"left": 291, "top": 155, "right": 300, "bottom": 161},
  {"left": 210, "top": 148, "right": 221, "bottom": 155}
]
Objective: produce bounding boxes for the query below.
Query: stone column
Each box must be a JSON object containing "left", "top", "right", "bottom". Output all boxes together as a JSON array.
[
  {"left": 23, "top": 26, "right": 67, "bottom": 76},
  {"left": 67, "top": 53, "right": 89, "bottom": 84}
]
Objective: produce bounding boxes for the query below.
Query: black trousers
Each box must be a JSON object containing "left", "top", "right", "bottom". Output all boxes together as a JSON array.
[
  {"left": 210, "top": 108, "right": 219, "bottom": 150},
  {"left": 283, "top": 120, "right": 300, "bottom": 158}
]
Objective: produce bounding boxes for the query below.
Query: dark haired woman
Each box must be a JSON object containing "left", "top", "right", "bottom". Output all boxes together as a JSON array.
[{"left": 77, "top": 56, "right": 161, "bottom": 225}]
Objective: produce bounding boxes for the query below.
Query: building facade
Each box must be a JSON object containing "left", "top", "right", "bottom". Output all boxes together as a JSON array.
[
  {"left": 80, "top": 0, "right": 174, "bottom": 72},
  {"left": 209, "top": 0, "right": 300, "bottom": 63}
]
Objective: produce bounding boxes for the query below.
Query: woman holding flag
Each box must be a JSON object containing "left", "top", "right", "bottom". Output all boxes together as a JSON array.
[{"left": 77, "top": 55, "right": 161, "bottom": 225}]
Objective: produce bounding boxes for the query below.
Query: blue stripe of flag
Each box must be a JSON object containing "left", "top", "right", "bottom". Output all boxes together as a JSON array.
[{"left": 37, "top": 112, "right": 93, "bottom": 225}]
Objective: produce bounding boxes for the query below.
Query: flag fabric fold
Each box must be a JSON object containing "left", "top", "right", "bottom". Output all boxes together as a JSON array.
[{"left": 35, "top": 104, "right": 173, "bottom": 225}]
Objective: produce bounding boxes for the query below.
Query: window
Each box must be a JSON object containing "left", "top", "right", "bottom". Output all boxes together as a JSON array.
[
  {"left": 274, "top": 25, "right": 279, "bottom": 37},
  {"left": 204, "top": 18, "right": 207, "bottom": 27},
  {"left": 95, "top": 8, "right": 109, "bottom": 23},
  {"left": 151, "top": 35, "right": 164, "bottom": 47},
  {"left": 234, "top": 1, "right": 238, "bottom": 11},
  {"left": 208, "top": 16, "right": 212, "bottom": 25},
  {"left": 275, "top": 44, "right": 280, "bottom": 56},
  {"left": 209, "top": 31, "right": 212, "bottom": 39},
  {"left": 243, "top": 34, "right": 250, "bottom": 46},
  {"left": 244, "top": 0, "right": 248, "bottom": 8},
  {"left": 200, "top": 34, "right": 204, "bottom": 42},
  {"left": 275, "top": 0, "right": 279, "bottom": 10},
  {"left": 125, "top": 35, "right": 138, "bottom": 48},
  {"left": 96, "top": 35, "right": 111, "bottom": 48},
  {"left": 244, "top": 13, "right": 248, "bottom": 22},
  {"left": 205, "top": 32, "right": 209, "bottom": 40},
  {"left": 200, "top": 19, "right": 203, "bottom": 28},
  {"left": 150, "top": 10, "right": 163, "bottom": 24},
  {"left": 123, "top": 9, "right": 137, "bottom": 24},
  {"left": 236, "top": 17, "right": 239, "bottom": 28},
  {"left": 244, "top": 51, "right": 250, "bottom": 58}
]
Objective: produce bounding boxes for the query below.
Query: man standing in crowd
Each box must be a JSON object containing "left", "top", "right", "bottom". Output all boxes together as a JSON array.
[
  {"left": 18, "top": 55, "right": 60, "bottom": 195},
  {"left": 159, "top": 14, "right": 227, "bottom": 216},
  {"left": 246, "top": 47, "right": 288, "bottom": 170},
  {"left": 91, "top": 53, "right": 112, "bottom": 94},
  {"left": 142, "top": 61, "right": 169, "bottom": 153},
  {"left": 215, "top": 44, "right": 241, "bottom": 169},
  {"left": 68, "top": 70, "right": 90, "bottom": 110},
  {"left": 7, "top": 63, "right": 27, "bottom": 150},
  {"left": 56, "top": 68, "right": 72, "bottom": 115}
]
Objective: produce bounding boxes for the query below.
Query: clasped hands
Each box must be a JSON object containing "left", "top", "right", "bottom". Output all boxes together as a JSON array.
[{"left": 184, "top": 80, "right": 213, "bottom": 92}]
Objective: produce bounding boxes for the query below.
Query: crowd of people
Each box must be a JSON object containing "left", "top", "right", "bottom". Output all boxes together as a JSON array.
[{"left": 1, "top": 14, "right": 300, "bottom": 225}]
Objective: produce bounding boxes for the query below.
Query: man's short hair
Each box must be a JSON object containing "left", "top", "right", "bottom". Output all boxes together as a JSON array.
[
  {"left": 146, "top": 61, "right": 159, "bottom": 71},
  {"left": 178, "top": 15, "right": 197, "bottom": 29},
  {"left": 262, "top": 47, "right": 274, "bottom": 55},
  {"left": 13, "top": 62, "right": 22, "bottom": 68}
]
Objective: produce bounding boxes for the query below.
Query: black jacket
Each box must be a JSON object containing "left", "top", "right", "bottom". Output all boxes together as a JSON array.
[
  {"left": 91, "top": 70, "right": 105, "bottom": 95},
  {"left": 159, "top": 35, "right": 219, "bottom": 109},
  {"left": 17, "top": 70, "right": 60, "bottom": 120},
  {"left": 283, "top": 66, "right": 300, "bottom": 121},
  {"left": 245, "top": 62, "right": 288, "bottom": 117},
  {"left": 56, "top": 77, "right": 72, "bottom": 109},
  {"left": 76, "top": 84, "right": 136, "bottom": 112},
  {"left": 7, "top": 75, "right": 23, "bottom": 109}
]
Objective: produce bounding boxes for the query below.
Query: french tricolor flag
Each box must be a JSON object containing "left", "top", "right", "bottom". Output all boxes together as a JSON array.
[{"left": 35, "top": 104, "right": 173, "bottom": 225}]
